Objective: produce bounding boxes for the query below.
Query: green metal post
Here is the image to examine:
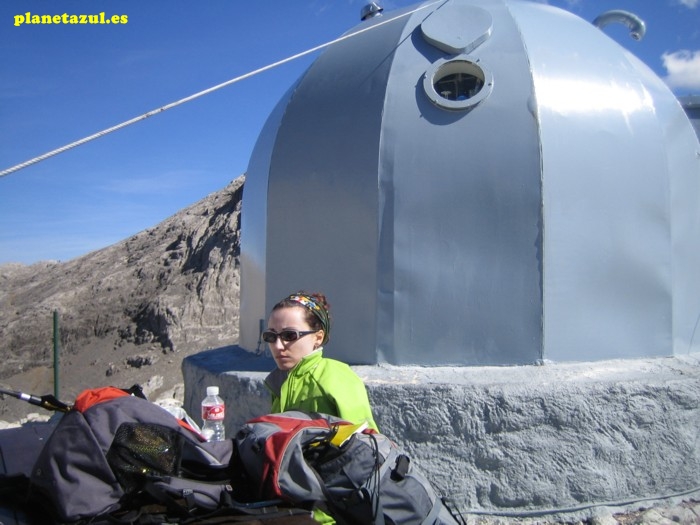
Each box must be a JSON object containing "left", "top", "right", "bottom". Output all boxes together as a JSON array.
[{"left": 53, "top": 310, "right": 59, "bottom": 399}]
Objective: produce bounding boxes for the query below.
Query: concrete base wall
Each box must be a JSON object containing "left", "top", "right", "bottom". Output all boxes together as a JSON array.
[{"left": 183, "top": 347, "right": 700, "bottom": 519}]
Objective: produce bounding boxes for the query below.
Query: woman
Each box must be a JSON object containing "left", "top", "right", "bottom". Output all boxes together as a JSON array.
[{"left": 263, "top": 291, "right": 378, "bottom": 431}]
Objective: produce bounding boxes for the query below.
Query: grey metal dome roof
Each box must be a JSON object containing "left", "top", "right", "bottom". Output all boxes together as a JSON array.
[{"left": 239, "top": 0, "right": 700, "bottom": 366}]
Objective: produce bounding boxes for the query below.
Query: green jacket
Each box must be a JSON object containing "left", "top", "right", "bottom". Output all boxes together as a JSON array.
[{"left": 264, "top": 349, "right": 378, "bottom": 431}]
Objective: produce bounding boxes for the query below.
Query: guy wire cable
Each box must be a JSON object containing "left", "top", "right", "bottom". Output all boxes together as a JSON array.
[{"left": 0, "top": 0, "right": 444, "bottom": 179}]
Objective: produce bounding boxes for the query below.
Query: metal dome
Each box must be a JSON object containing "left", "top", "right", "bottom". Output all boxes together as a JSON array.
[{"left": 239, "top": 0, "right": 700, "bottom": 366}]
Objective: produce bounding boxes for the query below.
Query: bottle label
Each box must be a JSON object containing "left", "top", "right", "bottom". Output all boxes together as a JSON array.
[{"left": 202, "top": 404, "right": 225, "bottom": 421}]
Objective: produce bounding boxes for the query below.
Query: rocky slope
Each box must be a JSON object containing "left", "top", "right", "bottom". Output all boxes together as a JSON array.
[{"left": 0, "top": 175, "right": 244, "bottom": 423}]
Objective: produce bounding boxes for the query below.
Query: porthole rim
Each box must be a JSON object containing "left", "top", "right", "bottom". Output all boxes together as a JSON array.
[{"left": 423, "top": 55, "right": 493, "bottom": 111}]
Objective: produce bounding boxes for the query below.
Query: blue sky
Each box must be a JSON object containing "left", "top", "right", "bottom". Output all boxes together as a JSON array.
[{"left": 1, "top": 0, "right": 699, "bottom": 265}]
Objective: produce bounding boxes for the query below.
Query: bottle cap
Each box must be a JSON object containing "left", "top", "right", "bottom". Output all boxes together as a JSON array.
[{"left": 206, "top": 386, "right": 219, "bottom": 396}]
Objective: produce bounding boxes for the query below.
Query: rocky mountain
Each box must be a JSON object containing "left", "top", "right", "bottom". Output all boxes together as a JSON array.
[{"left": 0, "top": 175, "right": 244, "bottom": 423}]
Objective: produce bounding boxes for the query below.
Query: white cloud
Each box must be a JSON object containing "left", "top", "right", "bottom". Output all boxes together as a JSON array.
[
  {"left": 676, "top": 0, "right": 698, "bottom": 8},
  {"left": 662, "top": 50, "right": 700, "bottom": 90}
]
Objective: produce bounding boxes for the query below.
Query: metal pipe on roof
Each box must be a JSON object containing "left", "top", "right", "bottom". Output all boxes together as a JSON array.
[
  {"left": 361, "top": 2, "right": 384, "bottom": 21},
  {"left": 593, "top": 10, "right": 646, "bottom": 41}
]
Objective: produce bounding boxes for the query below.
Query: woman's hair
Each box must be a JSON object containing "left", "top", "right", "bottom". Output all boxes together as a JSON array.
[{"left": 272, "top": 291, "right": 331, "bottom": 343}]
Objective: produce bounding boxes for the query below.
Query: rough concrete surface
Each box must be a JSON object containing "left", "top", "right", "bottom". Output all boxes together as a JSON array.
[{"left": 183, "top": 348, "right": 700, "bottom": 523}]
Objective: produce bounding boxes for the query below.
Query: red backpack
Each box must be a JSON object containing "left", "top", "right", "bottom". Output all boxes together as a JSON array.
[
  {"left": 235, "top": 412, "right": 342, "bottom": 502},
  {"left": 234, "top": 411, "right": 462, "bottom": 525}
]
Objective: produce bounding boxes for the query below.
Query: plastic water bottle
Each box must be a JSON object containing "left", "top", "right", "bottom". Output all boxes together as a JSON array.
[{"left": 201, "top": 386, "right": 225, "bottom": 442}]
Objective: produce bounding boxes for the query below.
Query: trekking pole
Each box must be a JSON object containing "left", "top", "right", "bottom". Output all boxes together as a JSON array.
[{"left": 0, "top": 387, "right": 72, "bottom": 412}]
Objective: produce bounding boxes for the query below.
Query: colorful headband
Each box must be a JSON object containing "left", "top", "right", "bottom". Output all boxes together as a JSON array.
[{"left": 287, "top": 293, "right": 330, "bottom": 344}]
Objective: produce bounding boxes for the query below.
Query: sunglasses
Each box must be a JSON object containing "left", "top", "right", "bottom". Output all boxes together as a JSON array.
[{"left": 262, "top": 329, "right": 318, "bottom": 344}]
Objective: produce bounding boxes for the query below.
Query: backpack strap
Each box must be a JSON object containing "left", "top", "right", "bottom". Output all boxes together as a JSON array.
[
  {"left": 141, "top": 480, "right": 313, "bottom": 524},
  {"left": 124, "top": 384, "right": 148, "bottom": 399},
  {"left": 419, "top": 496, "right": 443, "bottom": 525}
]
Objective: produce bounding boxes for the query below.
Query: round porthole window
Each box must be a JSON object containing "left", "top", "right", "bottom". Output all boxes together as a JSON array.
[{"left": 423, "top": 56, "right": 493, "bottom": 111}]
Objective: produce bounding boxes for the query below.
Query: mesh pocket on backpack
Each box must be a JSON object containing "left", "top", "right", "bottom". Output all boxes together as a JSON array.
[{"left": 106, "top": 423, "right": 184, "bottom": 493}]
